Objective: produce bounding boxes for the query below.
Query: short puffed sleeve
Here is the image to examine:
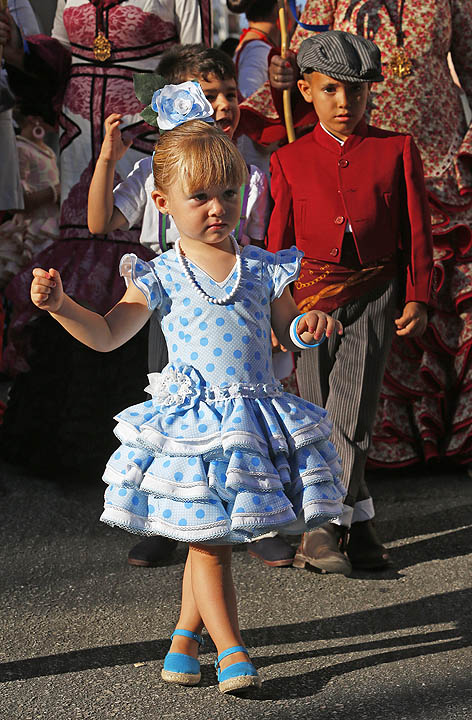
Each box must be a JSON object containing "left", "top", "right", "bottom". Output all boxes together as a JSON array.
[
  {"left": 119, "top": 253, "right": 163, "bottom": 311},
  {"left": 263, "top": 247, "right": 304, "bottom": 301}
]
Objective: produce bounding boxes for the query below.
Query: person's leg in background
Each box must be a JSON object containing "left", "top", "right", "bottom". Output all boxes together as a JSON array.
[{"left": 294, "top": 279, "right": 397, "bottom": 574}]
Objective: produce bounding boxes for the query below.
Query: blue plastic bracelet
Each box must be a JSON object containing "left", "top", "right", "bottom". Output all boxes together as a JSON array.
[{"left": 289, "top": 313, "right": 326, "bottom": 349}]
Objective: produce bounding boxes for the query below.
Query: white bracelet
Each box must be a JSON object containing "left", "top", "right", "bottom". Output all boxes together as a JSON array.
[{"left": 289, "top": 313, "right": 326, "bottom": 349}]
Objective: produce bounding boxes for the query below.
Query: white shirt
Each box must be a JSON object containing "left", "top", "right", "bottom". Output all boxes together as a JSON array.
[{"left": 113, "top": 156, "right": 270, "bottom": 253}]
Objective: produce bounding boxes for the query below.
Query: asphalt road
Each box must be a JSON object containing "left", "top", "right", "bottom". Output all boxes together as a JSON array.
[{"left": 1, "top": 462, "right": 471, "bottom": 720}]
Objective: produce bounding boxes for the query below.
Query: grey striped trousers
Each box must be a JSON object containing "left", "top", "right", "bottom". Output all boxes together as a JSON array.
[{"left": 296, "top": 278, "right": 397, "bottom": 508}]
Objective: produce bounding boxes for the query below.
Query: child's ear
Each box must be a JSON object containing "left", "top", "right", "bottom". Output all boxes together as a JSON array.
[
  {"left": 297, "top": 78, "right": 313, "bottom": 104},
  {"left": 152, "top": 189, "right": 169, "bottom": 214}
]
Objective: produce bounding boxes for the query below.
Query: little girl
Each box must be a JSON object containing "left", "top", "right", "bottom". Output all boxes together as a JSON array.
[{"left": 31, "top": 99, "right": 345, "bottom": 693}]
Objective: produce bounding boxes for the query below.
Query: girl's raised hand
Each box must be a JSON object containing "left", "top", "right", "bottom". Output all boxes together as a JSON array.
[
  {"left": 99, "top": 113, "right": 133, "bottom": 164},
  {"left": 31, "top": 268, "right": 64, "bottom": 313},
  {"left": 297, "top": 310, "right": 343, "bottom": 344}
]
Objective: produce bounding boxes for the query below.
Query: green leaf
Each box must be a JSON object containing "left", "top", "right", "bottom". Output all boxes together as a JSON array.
[
  {"left": 140, "top": 104, "right": 159, "bottom": 127},
  {"left": 133, "top": 72, "right": 167, "bottom": 106}
]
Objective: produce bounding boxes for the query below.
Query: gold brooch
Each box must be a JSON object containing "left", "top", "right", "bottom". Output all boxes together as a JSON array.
[
  {"left": 93, "top": 31, "right": 112, "bottom": 62},
  {"left": 389, "top": 47, "right": 412, "bottom": 79}
]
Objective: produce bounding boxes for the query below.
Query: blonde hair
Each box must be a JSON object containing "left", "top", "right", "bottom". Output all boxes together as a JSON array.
[{"left": 152, "top": 120, "right": 248, "bottom": 194}]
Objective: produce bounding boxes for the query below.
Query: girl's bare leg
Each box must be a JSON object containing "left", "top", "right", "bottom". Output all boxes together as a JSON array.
[
  {"left": 169, "top": 551, "right": 204, "bottom": 658},
  {"left": 187, "top": 543, "right": 248, "bottom": 670}
]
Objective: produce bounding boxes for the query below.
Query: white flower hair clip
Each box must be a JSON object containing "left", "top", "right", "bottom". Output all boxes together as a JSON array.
[{"left": 151, "top": 81, "right": 214, "bottom": 131}]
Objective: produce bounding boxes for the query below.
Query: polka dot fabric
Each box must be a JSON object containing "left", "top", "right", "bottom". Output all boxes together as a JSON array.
[{"left": 100, "top": 245, "right": 346, "bottom": 543}]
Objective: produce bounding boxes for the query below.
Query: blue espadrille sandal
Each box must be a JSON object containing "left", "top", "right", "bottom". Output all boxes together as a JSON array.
[
  {"left": 215, "top": 645, "right": 261, "bottom": 694},
  {"left": 161, "top": 629, "right": 203, "bottom": 686}
]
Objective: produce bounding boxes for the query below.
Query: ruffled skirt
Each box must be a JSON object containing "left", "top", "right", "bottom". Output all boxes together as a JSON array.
[{"left": 100, "top": 365, "right": 345, "bottom": 544}]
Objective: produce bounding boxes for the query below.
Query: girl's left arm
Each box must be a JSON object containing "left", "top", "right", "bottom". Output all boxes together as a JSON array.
[
  {"left": 271, "top": 286, "right": 342, "bottom": 351},
  {"left": 31, "top": 267, "right": 152, "bottom": 352}
]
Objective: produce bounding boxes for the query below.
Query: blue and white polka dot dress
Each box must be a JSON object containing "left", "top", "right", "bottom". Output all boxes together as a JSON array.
[{"left": 100, "top": 245, "right": 345, "bottom": 543}]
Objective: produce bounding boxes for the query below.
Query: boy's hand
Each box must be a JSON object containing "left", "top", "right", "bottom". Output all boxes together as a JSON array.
[
  {"left": 395, "top": 301, "right": 428, "bottom": 337},
  {"left": 269, "top": 52, "right": 298, "bottom": 91},
  {"left": 297, "top": 310, "right": 343, "bottom": 344},
  {"left": 271, "top": 328, "right": 287, "bottom": 353},
  {"left": 31, "top": 268, "right": 64, "bottom": 313},
  {"left": 99, "top": 113, "right": 132, "bottom": 164}
]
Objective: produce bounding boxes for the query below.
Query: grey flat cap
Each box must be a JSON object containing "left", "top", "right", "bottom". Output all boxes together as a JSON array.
[{"left": 297, "top": 30, "right": 383, "bottom": 82}]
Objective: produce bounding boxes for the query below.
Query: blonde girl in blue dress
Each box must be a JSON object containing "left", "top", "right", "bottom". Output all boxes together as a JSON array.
[{"left": 30, "top": 83, "right": 345, "bottom": 694}]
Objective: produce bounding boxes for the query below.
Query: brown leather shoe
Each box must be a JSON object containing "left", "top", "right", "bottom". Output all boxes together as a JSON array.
[
  {"left": 293, "top": 523, "right": 352, "bottom": 575},
  {"left": 247, "top": 536, "right": 296, "bottom": 567},
  {"left": 347, "top": 519, "right": 392, "bottom": 570}
]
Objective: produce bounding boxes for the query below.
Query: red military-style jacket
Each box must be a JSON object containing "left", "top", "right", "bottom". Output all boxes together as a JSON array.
[{"left": 267, "top": 120, "right": 434, "bottom": 304}]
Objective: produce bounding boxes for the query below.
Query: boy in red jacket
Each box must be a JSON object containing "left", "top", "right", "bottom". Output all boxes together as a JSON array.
[{"left": 262, "top": 31, "right": 433, "bottom": 574}]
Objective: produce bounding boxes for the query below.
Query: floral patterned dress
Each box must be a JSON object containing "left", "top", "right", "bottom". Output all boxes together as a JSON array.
[
  {"left": 241, "top": 0, "right": 472, "bottom": 468},
  {"left": 0, "top": 0, "right": 212, "bottom": 478}
]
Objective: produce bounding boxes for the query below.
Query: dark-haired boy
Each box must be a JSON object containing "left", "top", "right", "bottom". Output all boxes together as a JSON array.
[{"left": 264, "top": 31, "right": 433, "bottom": 574}]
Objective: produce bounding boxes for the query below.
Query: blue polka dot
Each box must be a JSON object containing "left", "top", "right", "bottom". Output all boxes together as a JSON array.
[
  {"left": 174, "top": 283, "right": 181, "bottom": 291},
  {"left": 163, "top": 460, "right": 171, "bottom": 467},
  {"left": 223, "top": 333, "right": 232, "bottom": 342},
  {"left": 226, "top": 304, "right": 235, "bottom": 311},
  {"left": 269, "top": 424, "right": 277, "bottom": 432},
  {"left": 265, "top": 506, "right": 273, "bottom": 512},
  {"left": 180, "top": 317, "right": 189, "bottom": 326},
  {"left": 143, "top": 413, "right": 152, "bottom": 421},
  {"left": 190, "top": 352, "right": 198, "bottom": 361},
  {"left": 254, "top": 351, "right": 261, "bottom": 360},
  {"left": 185, "top": 334, "right": 191, "bottom": 343},
  {"left": 200, "top": 337, "right": 209, "bottom": 346},
  {"left": 199, "top": 321, "right": 208, "bottom": 331},
  {"left": 216, "top": 515, "right": 225, "bottom": 521},
  {"left": 261, "top": 297, "right": 268, "bottom": 305},
  {"left": 198, "top": 424, "right": 208, "bottom": 432},
  {"left": 225, "top": 286, "right": 233, "bottom": 294},
  {"left": 256, "top": 372, "right": 263, "bottom": 381},
  {"left": 238, "top": 317, "right": 247, "bottom": 326},
  {"left": 197, "top": 410, "right": 205, "bottom": 419},
  {"left": 168, "top": 323, "right": 174, "bottom": 331},
  {"left": 251, "top": 457, "right": 261, "bottom": 466},
  {"left": 118, "top": 488, "right": 127, "bottom": 496},
  {"left": 236, "top": 507, "right": 245, "bottom": 514},
  {"left": 234, "top": 350, "right": 242, "bottom": 359},
  {"left": 226, "top": 367, "right": 236, "bottom": 375},
  {"left": 129, "top": 412, "right": 139, "bottom": 417},
  {"left": 183, "top": 298, "right": 190, "bottom": 306},
  {"left": 165, "top": 417, "right": 175, "bottom": 425},
  {"left": 252, "top": 496, "right": 261, "bottom": 505},
  {"left": 136, "top": 263, "right": 143, "bottom": 271},
  {"left": 276, "top": 490, "right": 284, "bottom": 497},
  {"left": 163, "top": 509, "right": 172, "bottom": 518},
  {"left": 169, "top": 383, "right": 179, "bottom": 393},
  {"left": 193, "top": 473, "right": 202, "bottom": 481},
  {"left": 179, "top": 331, "right": 185, "bottom": 339},
  {"left": 131, "top": 495, "right": 139, "bottom": 506},
  {"left": 194, "top": 307, "right": 203, "bottom": 316},
  {"left": 165, "top": 273, "right": 172, "bottom": 282},
  {"left": 150, "top": 291, "right": 156, "bottom": 301},
  {"left": 184, "top": 501, "right": 193, "bottom": 508},
  {"left": 206, "top": 363, "right": 215, "bottom": 372},
  {"left": 256, "top": 329, "right": 262, "bottom": 338},
  {"left": 148, "top": 504, "right": 155, "bottom": 514},
  {"left": 178, "top": 518, "right": 187, "bottom": 526},
  {"left": 174, "top": 472, "right": 183, "bottom": 481},
  {"left": 244, "top": 362, "right": 251, "bottom": 371},
  {"left": 172, "top": 344, "right": 178, "bottom": 352},
  {"left": 216, "top": 317, "right": 225, "bottom": 326},
  {"left": 196, "top": 509, "right": 205, "bottom": 519},
  {"left": 213, "top": 347, "right": 222, "bottom": 357},
  {"left": 114, "top": 451, "right": 121, "bottom": 460},
  {"left": 233, "top": 417, "right": 242, "bottom": 424},
  {"left": 188, "top": 457, "right": 197, "bottom": 466},
  {"left": 255, "top": 311, "right": 262, "bottom": 320},
  {"left": 243, "top": 298, "right": 251, "bottom": 308},
  {"left": 128, "top": 450, "right": 135, "bottom": 459},
  {"left": 234, "top": 450, "right": 243, "bottom": 458},
  {"left": 242, "top": 335, "right": 250, "bottom": 344},
  {"left": 246, "top": 281, "right": 254, "bottom": 289}
]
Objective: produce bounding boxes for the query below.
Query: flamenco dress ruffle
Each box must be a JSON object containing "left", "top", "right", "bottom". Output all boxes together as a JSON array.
[{"left": 100, "top": 364, "right": 345, "bottom": 543}]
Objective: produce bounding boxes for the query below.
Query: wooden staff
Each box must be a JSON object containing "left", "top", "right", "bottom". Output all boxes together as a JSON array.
[{"left": 277, "top": 0, "right": 296, "bottom": 143}]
